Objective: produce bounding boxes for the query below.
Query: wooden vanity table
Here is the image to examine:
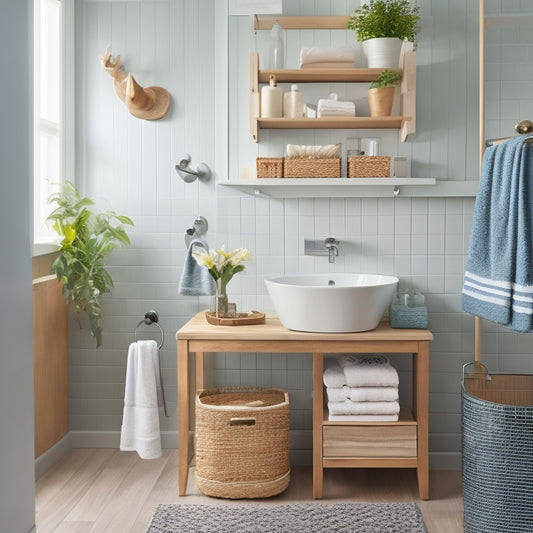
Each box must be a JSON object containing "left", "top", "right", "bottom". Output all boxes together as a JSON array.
[{"left": 176, "top": 312, "right": 432, "bottom": 499}]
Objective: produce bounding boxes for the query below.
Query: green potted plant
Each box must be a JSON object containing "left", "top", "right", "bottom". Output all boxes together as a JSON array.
[
  {"left": 47, "top": 181, "right": 134, "bottom": 347},
  {"left": 348, "top": 0, "right": 420, "bottom": 68},
  {"left": 367, "top": 69, "right": 402, "bottom": 117}
]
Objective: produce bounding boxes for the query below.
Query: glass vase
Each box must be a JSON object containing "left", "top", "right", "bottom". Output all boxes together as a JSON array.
[{"left": 212, "top": 279, "right": 228, "bottom": 317}]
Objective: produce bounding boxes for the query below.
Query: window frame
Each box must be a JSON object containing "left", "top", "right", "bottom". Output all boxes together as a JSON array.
[{"left": 33, "top": 0, "right": 75, "bottom": 255}]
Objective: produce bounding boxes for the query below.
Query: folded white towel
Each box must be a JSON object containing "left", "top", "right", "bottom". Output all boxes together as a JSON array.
[
  {"left": 323, "top": 357, "right": 345, "bottom": 388},
  {"left": 300, "top": 46, "right": 355, "bottom": 67},
  {"left": 120, "top": 340, "right": 162, "bottom": 459},
  {"left": 286, "top": 143, "right": 341, "bottom": 159},
  {"left": 326, "top": 386, "right": 349, "bottom": 403},
  {"left": 328, "top": 400, "right": 400, "bottom": 416},
  {"left": 349, "top": 386, "right": 399, "bottom": 403},
  {"left": 340, "top": 354, "right": 399, "bottom": 388},
  {"left": 317, "top": 98, "right": 355, "bottom": 117},
  {"left": 328, "top": 414, "right": 399, "bottom": 422}
]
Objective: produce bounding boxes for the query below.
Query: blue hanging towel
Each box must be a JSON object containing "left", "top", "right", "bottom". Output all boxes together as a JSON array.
[
  {"left": 178, "top": 239, "right": 215, "bottom": 296},
  {"left": 462, "top": 134, "right": 533, "bottom": 332}
]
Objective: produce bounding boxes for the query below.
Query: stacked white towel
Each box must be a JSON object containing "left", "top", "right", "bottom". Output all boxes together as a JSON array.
[
  {"left": 317, "top": 95, "right": 356, "bottom": 117},
  {"left": 300, "top": 47, "right": 355, "bottom": 68},
  {"left": 323, "top": 355, "right": 400, "bottom": 422}
]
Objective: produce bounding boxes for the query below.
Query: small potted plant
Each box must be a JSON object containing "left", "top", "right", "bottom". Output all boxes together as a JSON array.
[
  {"left": 367, "top": 69, "right": 402, "bottom": 116},
  {"left": 47, "top": 181, "right": 134, "bottom": 347},
  {"left": 348, "top": 0, "right": 420, "bottom": 68}
]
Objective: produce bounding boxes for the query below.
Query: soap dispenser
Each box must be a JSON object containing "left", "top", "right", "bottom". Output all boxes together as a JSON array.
[
  {"left": 269, "top": 22, "right": 285, "bottom": 69},
  {"left": 261, "top": 74, "right": 283, "bottom": 118},
  {"left": 283, "top": 84, "right": 305, "bottom": 118}
]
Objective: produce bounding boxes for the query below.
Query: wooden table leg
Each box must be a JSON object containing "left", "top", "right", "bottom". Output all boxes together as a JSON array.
[
  {"left": 177, "top": 339, "right": 190, "bottom": 496},
  {"left": 313, "top": 352, "right": 324, "bottom": 499},
  {"left": 414, "top": 342, "right": 430, "bottom": 500}
]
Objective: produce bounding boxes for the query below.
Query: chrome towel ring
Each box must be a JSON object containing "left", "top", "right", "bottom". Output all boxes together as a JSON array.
[{"left": 134, "top": 310, "right": 164, "bottom": 350}]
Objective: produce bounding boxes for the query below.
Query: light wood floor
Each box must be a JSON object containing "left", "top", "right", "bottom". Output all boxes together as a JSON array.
[{"left": 35, "top": 449, "right": 464, "bottom": 533}]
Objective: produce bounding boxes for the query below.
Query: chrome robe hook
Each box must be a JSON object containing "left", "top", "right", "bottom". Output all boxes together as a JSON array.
[{"left": 175, "top": 153, "right": 211, "bottom": 183}]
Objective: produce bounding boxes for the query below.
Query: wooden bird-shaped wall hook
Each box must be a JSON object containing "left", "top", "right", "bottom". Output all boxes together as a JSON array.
[{"left": 99, "top": 49, "right": 170, "bottom": 120}]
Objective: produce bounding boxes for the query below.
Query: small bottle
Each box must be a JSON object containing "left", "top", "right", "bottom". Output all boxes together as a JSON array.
[
  {"left": 269, "top": 22, "right": 284, "bottom": 69},
  {"left": 413, "top": 291, "right": 425, "bottom": 307},
  {"left": 283, "top": 84, "right": 305, "bottom": 118},
  {"left": 260, "top": 74, "right": 283, "bottom": 118}
]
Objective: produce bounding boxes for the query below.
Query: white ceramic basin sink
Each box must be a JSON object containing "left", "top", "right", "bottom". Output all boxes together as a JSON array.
[{"left": 265, "top": 273, "right": 399, "bottom": 333}]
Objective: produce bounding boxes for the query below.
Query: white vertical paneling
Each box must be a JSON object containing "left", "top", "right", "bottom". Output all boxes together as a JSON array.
[{"left": 73, "top": 0, "right": 533, "bottom": 469}]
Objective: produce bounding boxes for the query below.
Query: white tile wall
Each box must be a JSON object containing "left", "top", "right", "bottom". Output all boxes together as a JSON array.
[{"left": 72, "top": 0, "right": 533, "bottom": 469}]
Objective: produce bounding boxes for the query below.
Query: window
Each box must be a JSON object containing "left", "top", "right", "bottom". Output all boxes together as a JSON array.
[{"left": 33, "top": 0, "right": 73, "bottom": 249}]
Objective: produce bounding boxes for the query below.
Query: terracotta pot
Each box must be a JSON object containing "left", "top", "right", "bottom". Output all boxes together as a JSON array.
[{"left": 367, "top": 87, "right": 396, "bottom": 117}]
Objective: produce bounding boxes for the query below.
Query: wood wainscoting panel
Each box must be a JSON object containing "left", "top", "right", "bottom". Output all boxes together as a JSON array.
[{"left": 33, "top": 274, "right": 69, "bottom": 458}]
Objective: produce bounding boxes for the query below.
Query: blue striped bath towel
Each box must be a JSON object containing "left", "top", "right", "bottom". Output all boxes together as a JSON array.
[{"left": 462, "top": 135, "right": 533, "bottom": 332}]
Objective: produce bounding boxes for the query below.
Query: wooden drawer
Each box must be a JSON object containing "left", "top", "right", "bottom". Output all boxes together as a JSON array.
[{"left": 323, "top": 425, "right": 417, "bottom": 458}]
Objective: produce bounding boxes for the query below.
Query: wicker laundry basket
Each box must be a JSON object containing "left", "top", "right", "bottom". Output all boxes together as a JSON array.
[
  {"left": 195, "top": 387, "right": 290, "bottom": 499},
  {"left": 462, "top": 362, "right": 533, "bottom": 533}
]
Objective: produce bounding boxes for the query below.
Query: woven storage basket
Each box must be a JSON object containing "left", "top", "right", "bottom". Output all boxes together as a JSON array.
[
  {"left": 348, "top": 156, "right": 391, "bottom": 178},
  {"left": 284, "top": 158, "right": 340, "bottom": 178},
  {"left": 195, "top": 387, "right": 290, "bottom": 499},
  {"left": 256, "top": 157, "right": 284, "bottom": 178},
  {"left": 462, "top": 362, "right": 533, "bottom": 533}
]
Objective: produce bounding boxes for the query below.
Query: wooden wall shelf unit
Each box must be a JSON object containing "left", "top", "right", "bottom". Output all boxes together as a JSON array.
[
  {"left": 177, "top": 312, "right": 432, "bottom": 499},
  {"left": 249, "top": 16, "right": 416, "bottom": 143}
]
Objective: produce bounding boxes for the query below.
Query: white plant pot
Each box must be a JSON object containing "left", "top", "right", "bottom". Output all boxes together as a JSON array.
[{"left": 362, "top": 37, "right": 403, "bottom": 68}]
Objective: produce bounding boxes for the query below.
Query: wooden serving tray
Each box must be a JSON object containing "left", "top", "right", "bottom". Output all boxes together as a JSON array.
[{"left": 205, "top": 310, "right": 266, "bottom": 326}]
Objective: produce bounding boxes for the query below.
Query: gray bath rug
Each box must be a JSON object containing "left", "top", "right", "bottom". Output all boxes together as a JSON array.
[{"left": 145, "top": 502, "right": 428, "bottom": 533}]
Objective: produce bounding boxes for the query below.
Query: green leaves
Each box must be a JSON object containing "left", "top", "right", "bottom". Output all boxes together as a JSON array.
[
  {"left": 348, "top": 0, "right": 420, "bottom": 42},
  {"left": 370, "top": 69, "right": 402, "bottom": 89},
  {"left": 47, "top": 181, "right": 133, "bottom": 347}
]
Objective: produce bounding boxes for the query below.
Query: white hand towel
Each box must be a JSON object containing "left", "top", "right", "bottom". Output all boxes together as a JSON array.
[
  {"left": 328, "top": 414, "right": 399, "bottom": 422},
  {"left": 323, "top": 357, "right": 345, "bottom": 388},
  {"left": 120, "top": 340, "right": 162, "bottom": 459},
  {"left": 328, "top": 400, "right": 400, "bottom": 416},
  {"left": 326, "top": 386, "right": 349, "bottom": 403},
  {"left": 300, "top": 47, "right": 355, "bottom": 67},
  {"left": 317, "top": 99, "right": 356, "bottom": 117},
  {"left": 340, "top": 354, "right": 399, "bottom": 388},
  {"left": 349, "top": 387, "right": 399, "bottom": 403}
]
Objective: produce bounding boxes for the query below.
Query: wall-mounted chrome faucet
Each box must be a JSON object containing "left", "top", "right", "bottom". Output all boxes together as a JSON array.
[
  {"left": 175, "top": 153, "right": 211, "bottom": 183},
  {"left": 324, "top": 237, "right": 339, "bottom": 263},
  {"left": 304, "top": 237, "right": 340, "bottom": 263}
]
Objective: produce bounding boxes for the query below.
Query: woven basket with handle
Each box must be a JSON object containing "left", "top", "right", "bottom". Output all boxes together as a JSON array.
[{"left": 195, "top": 387, "right": 290, "bottom": 499}]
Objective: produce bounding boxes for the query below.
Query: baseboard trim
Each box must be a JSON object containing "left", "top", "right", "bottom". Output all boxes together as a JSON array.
[
  {"left": 35, "top": 430, "right": 462, "bottom": 475},
  {"left": 34, "top": 433, "right": 72, "bottom": 481}
]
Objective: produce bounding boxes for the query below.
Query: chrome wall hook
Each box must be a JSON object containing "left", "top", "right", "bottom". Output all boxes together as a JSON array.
[
  {"left": 175, "top": 153, "right": 211, "bottom": 183},
  {"left": 184, "top": 216, "right": 208, "bottom": 248}
]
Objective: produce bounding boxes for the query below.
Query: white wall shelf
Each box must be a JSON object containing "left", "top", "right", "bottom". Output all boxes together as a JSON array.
[
  {"left": 217, "top": 177, "right": 482, "bottom": 198},
  {"left": 219, "top": 178, "right": 480, "bottom": 198}
]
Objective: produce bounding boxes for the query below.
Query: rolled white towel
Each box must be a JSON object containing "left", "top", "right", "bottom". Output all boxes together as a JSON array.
[
  {"left": 326, "top": 386, "right": 349, "bottom": 403},
  {"left": 300, "top": 46, "right": 355, "bottom": 67},
  {"left": 328, "top": 400, "right": 400, "bottom": 416},
  {"left": 340, "top": 354, "right": 399, "bottom": 388},
  {"left": 323, "top": 357, "right": 345, "bottom": 388},
  {"left": 349, "top": 386, "right": 399, "bottom": 403},
  {"left": 328, "top": 414, "right": 399, "bottom": 422},
  {"left": 317, "top": 98, "right": 355, "bottom": 117}
]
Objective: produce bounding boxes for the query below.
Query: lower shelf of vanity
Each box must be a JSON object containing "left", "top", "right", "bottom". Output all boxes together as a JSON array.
[{"left": 322, "top": 406, "right": 418, "bottom": 467}]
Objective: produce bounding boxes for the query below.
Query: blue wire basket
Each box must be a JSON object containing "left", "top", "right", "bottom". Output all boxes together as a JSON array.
[{"left": 462, "top": 362, "right": 533, "bottom": 533}]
